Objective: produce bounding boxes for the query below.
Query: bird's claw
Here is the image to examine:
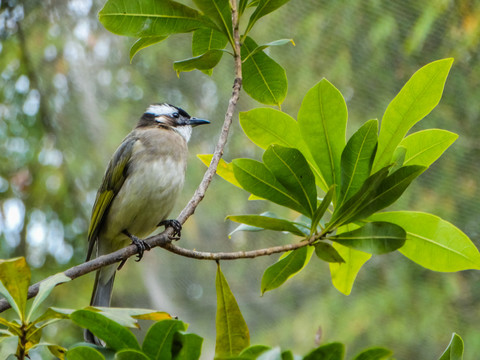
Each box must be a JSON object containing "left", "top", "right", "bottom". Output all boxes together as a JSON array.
[
  {"left": 130, "top": 236, "right": 151, "bottom": 262},
  {"left": 158, "top": 219, "right": 182, "bottom": 239}
]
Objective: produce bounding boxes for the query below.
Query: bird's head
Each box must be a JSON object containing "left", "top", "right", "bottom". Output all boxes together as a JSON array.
[{"left": 137, "top": 103, "right": 210, "bottom": 142}]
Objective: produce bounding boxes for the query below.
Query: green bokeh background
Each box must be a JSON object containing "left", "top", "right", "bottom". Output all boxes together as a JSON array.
[{"left": 1, "top": 0, "right": 479, "bottom": 358}]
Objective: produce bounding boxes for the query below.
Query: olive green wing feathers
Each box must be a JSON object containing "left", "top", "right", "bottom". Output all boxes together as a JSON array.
[{"left": 86, "top": 136, "right": 137, "bottom": 261}]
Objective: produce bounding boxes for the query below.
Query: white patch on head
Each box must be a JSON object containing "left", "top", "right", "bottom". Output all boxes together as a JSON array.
[
  {"left": 145, "top": 103, "right": 176, "bottom": 117},
  {"left": 174, "top": 125, "right": 193, "bottom": 142}
]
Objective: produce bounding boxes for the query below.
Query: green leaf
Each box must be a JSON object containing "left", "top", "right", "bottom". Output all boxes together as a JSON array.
[
  {"left": 397, "top": 129, "right": 458, "bottom": 167},
  {"left": 232, "top": 158, "right": 306, "bottom": 215},
  {"left": 198, "top": 155, "right": 243, "bottom": 189},
  {"left": 142, "top": 319, "right": 187, "bottom": 360},
  {"left": 193, "top": 28, "right": 228, "bottom": 55},
  {"left": 215, "top": 264, "right": 250, "bottom": 357},
  {"left": 303, "top": 342, "right": 345, "bottom": 360},
  {"left": 311, "top": 186, "right": 334, "bottom": 232},
  {"left": 261, "top": 246, "right": 314, "bottom": 294},
  {"left": 352, "top": 347, "right": 392, "bottom": 360},
  {"left": 298, "top": 79, "right": 347, "bottom": 195},
  {"left": 239, "top": 108, "right": 327, "bottom": 190},
  {"left": 239, "top": 345, "right": 271, "bottom": 358},
  {"left": 244, "top": 0, "right": 291, "bottom": 36},
  {"left": 263, "top": 145, "right": 317, "bottom": 216},
  {"left": 339, "top": 119, "right": 378, "bottom": 205},
  {"left": 438, "top": 333, "right": 464, "bottom": 360},
  {"left": 28, "top": 272, "right": 71, "bottom": 323},
  {"left": 193, "top": 0, "right": 233, "bottom": 44},
  {"left": 329, "top": 222, "right": 406, "bottom": 255},
  {"left": 174, "top": 49, "right": 226, "bottom": 74},
  {"left": 314, "top": 242, "right": 345, "bottom": 263},
  {"left": 0, "top": 335, "right": 17, "bottom": 359},
  {"left": 226, "top": 215, "right": 305, "bottom": 236},
  {"left": 242, "top": 39, "right": 294, "bottom": 62},
  {"left": 130, "top": 36, "right": 168, "bottom": 62},
  {"left": 241, "top": 36, "right": 287, "bottom": 106},
  {"left": 338, "top": 165, "right": 426, "bottom": 225},
  {"left": 257, "top": 347, "right": 282, "bottom": 360},
  {"left": 0, "top": 257, "right": 30, "bottom": 321},
  {"left": 115, "top": 349, "right": 150, "bottom": 360},
  {"left": 369, "top": 212, "right": 480, "bottom": 271},
  {"left": 98, "top": 0, "right": 208, "bottom": 37},
  {"left": 172, "top": 332, "right": 203, "bottom": 360},
  {"left": 70, "top": 310, "right": 140, "bottom": 351},
  {"left": 67, "top": 346, "right": 106, "bottom": 360},
  {"left": 373, "top": 58, "right": 454, "bottom": 171},
  {"left": 329, "top": 241, "right": 371, "bottom": 295},
  {"left": 239, "top": 0, "right": 249, "bottom": 16}
]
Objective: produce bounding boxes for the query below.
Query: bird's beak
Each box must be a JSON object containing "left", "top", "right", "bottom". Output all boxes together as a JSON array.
[{"left": 188, "top": 117, "right": 210, "bottom": 127}]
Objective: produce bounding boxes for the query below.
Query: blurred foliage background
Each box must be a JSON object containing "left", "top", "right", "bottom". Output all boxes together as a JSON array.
[{"left": 1, "top": 0, "right": 480, "bottom": 359}]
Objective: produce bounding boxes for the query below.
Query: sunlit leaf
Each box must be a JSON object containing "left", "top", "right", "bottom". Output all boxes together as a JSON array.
[
  {"left": 329, "top": 222, "right": 406, "bottom": 254},
  {"left": 242, "top": 39, "right": 294, "bottom": 62},
  {"left": 261, "top": 246, "right": 314, "bottom": 294},
  {"left": 241, "top": 36, "right": 287, "bottom": 106},
  {"left": 397, "top": 129, "right": 458, "bottom": 167},
  {"left": 172, "top": 332, "right": 203, "bottom": 360},
  {"left": 115, "top": 349, "right": 150, "bottom": 360},
  {"left": 130, "top": 36, "right": 168, "bottom": 62},
  {"left": 239, "top": 345, "right": 271, "bottom": 358},
  {"left": 339, "top": 119, "right": 378, "bottom": 205},
  {"left": 263, "top": 145, "right": 317, "bottom": 216},
  {"left": 232, "top": 158, "right": 306, "bottom": 215},
  {"left": 0, "top": 257, "right": 30, "bottom": 321},
  {"left": 352, "top": 347, "right": 392, "bottom": 360},
  {"left": 70, "top": 310, "right": 140, "bottom": 351},
  {"left": 303, "top": 342, "right": 345, "bottom": 360},
  {"left": 298, "top": 79, "right": 347, "bottom": 194},
  {"left": 244, "top": 0, "right": 291, "bottom": 36},
  {"left": 192, "top": 27, "right": 229, "bottom": 74},
  {"left": 373, "top": 58, "right": 454, "bottom": 171},
  {"left": 142, "top": 319, "right": 187, "bottom": 360},
  {"left": 256, "top": 347, "right": 282, "bottom": 360},
  {"left": 99, "top": 0, "right": 209, "bottom": 37},
  {"left": 314, "top": 242, "right": 345, "bottom": 263},
  {"left": 198, "top": 154, "right": 242, "bottom": 189},
  {"left": 215, "top": 264, "right": 250, "bottom": 357},
  {"left": 193, "top": 0, "right": 233, "bottom": 43},
  {"left": 66, "top": 346, "right": 105, "bottom": 360},
  {"left": 369, "top": 212, "right": 480, "bottom": 271},
  {"left": 83, "top": 307, "right": 171, "bottom": 329},
  {"left": 438, "top": 333, "right": 464, "bottom": 360},
  {"left": 226, "top": 214, "right": 305, "bottom": 236},
  {"left": 174, "top": 49, "right": 226, "bottom": 74}
]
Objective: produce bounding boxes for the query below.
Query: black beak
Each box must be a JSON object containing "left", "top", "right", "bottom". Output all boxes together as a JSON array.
[{"left": 188, "top": 117, "right": 210, "bottom": 127}]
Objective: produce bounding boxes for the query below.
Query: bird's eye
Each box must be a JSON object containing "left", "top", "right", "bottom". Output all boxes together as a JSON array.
[{"left": 172, "top": 112, "right": 179, "bottom": 118}]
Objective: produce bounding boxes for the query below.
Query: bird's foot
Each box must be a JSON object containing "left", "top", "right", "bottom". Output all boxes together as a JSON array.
[
  {"left": 122, "top": 230, "right": 151, "bottom": 262},
  {"left": 158, "top": 219, "right": 182, "bottom": 240}
]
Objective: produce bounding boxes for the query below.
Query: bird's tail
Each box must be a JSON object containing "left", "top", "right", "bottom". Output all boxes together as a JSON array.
[{"left": 84, "top": 265, "right": 116, "bottom": 345}]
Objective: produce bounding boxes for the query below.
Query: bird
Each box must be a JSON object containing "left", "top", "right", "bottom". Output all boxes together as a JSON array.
[{"left": 84, "top": 103, "right": 209, "bottom": 344}]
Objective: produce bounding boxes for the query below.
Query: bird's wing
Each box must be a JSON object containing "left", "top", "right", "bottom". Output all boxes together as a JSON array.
[{"left": 86, "top": 135, "right": 138, "bottom": 261}]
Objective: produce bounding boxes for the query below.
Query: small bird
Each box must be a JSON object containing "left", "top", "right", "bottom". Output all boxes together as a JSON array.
[{"left": 84, "top": 103, "right": 209, "bottom": 344}]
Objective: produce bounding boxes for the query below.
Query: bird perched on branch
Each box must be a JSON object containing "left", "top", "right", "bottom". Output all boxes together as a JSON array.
[{"left": 84, "top": 103, "right": 209, "bottom": 344}]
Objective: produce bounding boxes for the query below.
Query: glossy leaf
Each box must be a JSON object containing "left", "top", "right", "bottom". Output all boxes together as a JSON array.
[
  {"left": 311, "top": 186, "right": 334, "bottom": 232},
  {"left": 369, "top": 212, "right": 480, "bottom": 271},
  {"left": 82, "top": 307, "right": 171, "bottom": 329},
  {"left": 239, "top": 108, "right": 326, "bottom": 190},
  {"left": 257, "top": 347, "right": 282, "bottom": 360},
  {"left": 70, "top": 310, "right": 140, "bottom": 351},
  {"left": 242, "top": 39, "right": 294, "bottom": 62},
  {"left": 329, "top": 241, "right": 371, "bottom": 295},
  {"left": 261, "top": 246, "right": 313, "bottom": 294},
  {"left": 352, "top": 347, "right": 392, "bottom": 360},
  {"left": 98, "top": 0, "right": 208, "bottom": 37},
  {"left": 28, "top": 272, "right": 71, "bottom": 322},
  {"left": 232, "top": 158, "right": 306, "bottom": 214},
  {"left": 130, "top": 36, "right": 168, "bottom": 62},
  {"left": 193, "top": 0, "right": 233, "bottom": 43},
  {"left": 298, "top": 79, "right": 347, "bottom": 193},
  {"left": 239, "top": 345, "right": 271, "bottom": 358},
  {"left": 174, "top": 49, "right": 226, "bottom": 74},
  {"left": 303, "top": 342, "right": 345, "bottom": 360},
  {"left": 314, "top": 242, "right": 345, "bottom": 263},
  {"left": 329, "top": 222, "right": 406, "bottom": 254},
  {"left": 115, "top": 349, "right": 150, "bottom": 360},
  {"left": 198, "top": 154, "right": 242, "bottom": 189},
  {"left": 192, "top": 28, "right": 228, "bottom": 74},
  {"left": 142, "top": 319, "right": 187, "bottom": 360},
  {"left": 373, "top": 58, "right": 454, "bottom": 171},
  {"left": 215, "top": 264, "right": 250, "bottom": 357},
  {"left": 241, "top": 36, "right": 287, "bottom": 106},
  {"left": 263, "top": 145, "right": 317, "bottom": 216},
  {"left": 244, "top": 0, "right": 291, "bottom": 36},
  {"left": 0, "top": 336, "right": 18, "bottom": 360},
  {"left": 438, "top": 333, "right": 464, "bottom": 360},
  {"left": 339, "top": 119, "right": 378, "bottom": 205},
  {"left": 0, "top": 257, "right": 30, "bottom": 321},
  {"left": 172, "top": 332, "right": 203, "bottom": 360},
  {"left": 226, "top": 215, "right": 305, "bottom": 236},
  {"left": 66, "top": 346, "right": 105, "bottom": 360},
  {"left": 398, "top": 129, "right": 458, "bottom": 167}
]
